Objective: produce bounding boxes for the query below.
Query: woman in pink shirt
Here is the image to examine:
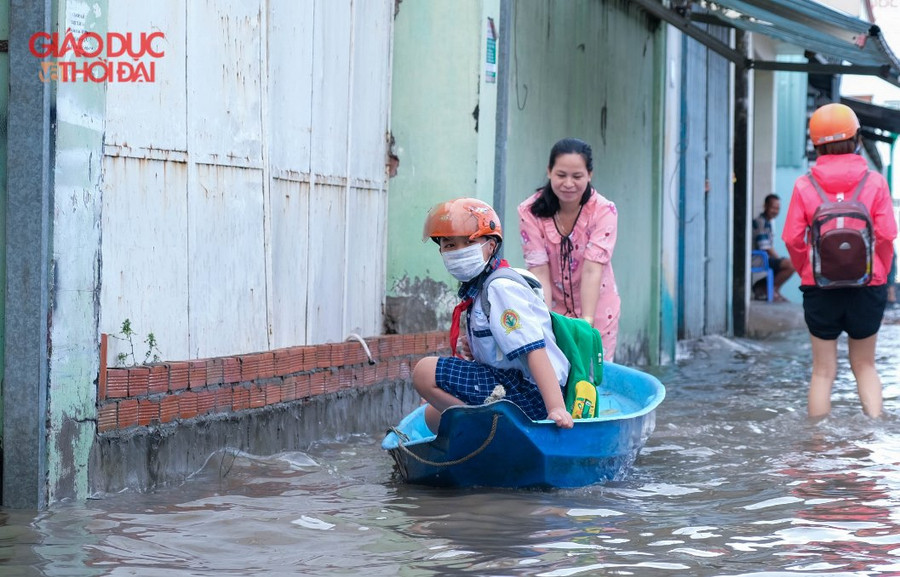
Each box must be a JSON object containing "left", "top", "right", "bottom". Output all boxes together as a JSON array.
[
  {"left": 782, "top": 103, "right": 897, "bottom": 419},
  {"left": 518, "top": 138, "right": 620, "bottom": 360}
]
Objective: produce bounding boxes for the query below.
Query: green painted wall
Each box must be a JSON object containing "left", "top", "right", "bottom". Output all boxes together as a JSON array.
[
  {"left": 499, "top": 1, "right": 663, "bottom": 363},
  {"left": 388, "top": 0, "right": 664, "bottom": 363},
  {"left": 45, "top": 0, "right": 108, "bottom": 502},
  {"left": 386, "top": 0, "right": 500, "bottom": 332}
]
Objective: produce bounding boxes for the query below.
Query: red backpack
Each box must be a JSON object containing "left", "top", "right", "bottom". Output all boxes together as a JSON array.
[{"left": 807, "top": 170, "right": 873, "bottom": 289}]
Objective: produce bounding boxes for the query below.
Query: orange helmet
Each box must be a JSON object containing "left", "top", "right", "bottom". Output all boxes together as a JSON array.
[
  {"left": 422, "top": 198, "right": 502, "bottom": 243},
  {"left": 809, "top": 103, "right": 860, "bottom": 146}
]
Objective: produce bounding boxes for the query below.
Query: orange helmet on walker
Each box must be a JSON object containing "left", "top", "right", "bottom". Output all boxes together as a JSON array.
[
  {"left": 422, "top": 198, "right": 503, "bottom": 244},
  {"left": 809, "top": 103, "right": 860, "bottom": 146}
]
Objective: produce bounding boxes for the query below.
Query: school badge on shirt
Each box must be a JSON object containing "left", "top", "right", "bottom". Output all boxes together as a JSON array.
[{"left": 501, "top": 309, "right": 521, "bottom": 334}]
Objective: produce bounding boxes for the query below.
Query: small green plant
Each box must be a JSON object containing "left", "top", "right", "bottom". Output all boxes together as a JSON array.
[{"left": 111, "top": 318, "right": 163, "bottom": 366}]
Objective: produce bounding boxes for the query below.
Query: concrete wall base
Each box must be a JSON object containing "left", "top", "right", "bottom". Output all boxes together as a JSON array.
[{"left": 88, "top": 381, "right": 420, "bottom": 496}]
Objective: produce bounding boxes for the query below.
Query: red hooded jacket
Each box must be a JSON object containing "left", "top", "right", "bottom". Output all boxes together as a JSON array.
[{"left": 782, "top": 154, "right": 897, "bottom": 287}]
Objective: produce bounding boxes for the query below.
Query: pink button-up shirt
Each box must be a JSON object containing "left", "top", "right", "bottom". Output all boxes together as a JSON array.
[{"left": 518, "top": 190, "right": 620, "bottom": 360}]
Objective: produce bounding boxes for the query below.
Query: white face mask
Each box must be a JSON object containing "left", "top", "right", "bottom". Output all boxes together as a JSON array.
[{"left": 442, "top": 242, "right": 490, "bottom": 282}]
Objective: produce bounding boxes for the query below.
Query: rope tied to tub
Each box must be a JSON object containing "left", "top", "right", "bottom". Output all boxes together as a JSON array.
[{"left": 388, "top": 414, "right": 501, "bottom": 468}]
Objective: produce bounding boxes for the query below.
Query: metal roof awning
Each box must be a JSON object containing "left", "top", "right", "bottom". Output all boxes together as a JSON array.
[
  {"left": 841, "top": 97, "right": 900, "bottom": 142},
  {"left": 629, "top": 0, "right": 900, "bottom": 88}
]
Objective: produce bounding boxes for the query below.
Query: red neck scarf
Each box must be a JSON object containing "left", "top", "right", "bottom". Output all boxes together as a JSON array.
[{"left": 448, "top": 259, "right": 509, "bottom": 358}]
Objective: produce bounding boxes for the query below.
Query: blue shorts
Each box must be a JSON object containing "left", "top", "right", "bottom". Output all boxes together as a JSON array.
[
  {"left": 434, "top": 357, "right": 549, "bottom": 421},
  {"left": 800, "top": 284, "right": 888, "bottom": 340}
]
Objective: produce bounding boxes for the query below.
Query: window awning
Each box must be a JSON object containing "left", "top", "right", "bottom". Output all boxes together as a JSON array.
[
  {"left": 841, "top": 97, "right": 900, "bottom": 142},
  {"left": 629, "top": 0, "right": 900, "bottom": 88}
]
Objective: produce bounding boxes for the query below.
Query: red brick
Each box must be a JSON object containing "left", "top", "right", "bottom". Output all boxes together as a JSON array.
[
  {"left": 168, "top": 362, "right": 189, "bottom": 391},
  {"left": 223, "top": 357, "right": 241, "bottom": 384},
  {"left": 345, "top": 341, "right": 369, "bottom": 366},
  {"left": 232, "top": 387, "right": 250, "bottom": 411},
  {"left": 414, "top": 333, "right": 428, "bottom": 355},
  {"left": 98, "top": 334, "right": 109, "bottom": 400},
  {"left": 400, "top": 360, "right": 412, "bottom": 380},
  {"left": 287, "top": 347, "right": 305, "bottom": 373},
  {"left": 179, "top": 392, "right": 199, "bottom": 420},
  {"left": 375, "top": 362, "right": 389, "bottom": 382},
  {"left": 364, "top": 338, "right": 380, "bottom": 364},
  {"left": 118, "top": 399, "right": 139, "bottom": 429},
  {"left": 138, "top": 399, "right": 159, "bottom": 426},
  {"left": 339, "top": 368, "right": 355, "bottom": 390},
  {"left": 148, "top": 365, "right": 169, "bottom": 394},
  {"left": 323, "top": 370, "right": 341, "bottom": 394},
  {"left": 206, "top": 358, "right": 225, "bottom": 386},
  {"left": 241, "top": 355, "right": 260, "bottom": 382},
  {"left": 300, "top": 347, "right": 317, "bottom": 371},
  {"left": 310, "top": 372, "right": 326, "bottom": 396},
  {"left": 160, "top": 396, "right": 179, "bottom": 423},
  {"left": 189, "top": 360, "right": 207, "bottom": 389},
  {"left": 315, "top": 345, "right": 332, "bottom": 369},
  {"left": 274, "top": 349, "right": 293, "bottom": 375},
  {"left": 258, "top": 352, "right": 275, "bottom": 379},
  {"left": 128, "top": 367, "right": 150, "bottom": 397},
  {"left": 197, "top": 390, "right": 215, "bottom": 415},
  {"left": 97, "top": 403, "right": 117, "bottom": 432},
  {"left": 215, "top": 387, "right": 233, "bottom": 411},
  {"left": 330, "top": 343, "right": 349, "bottom": 367},
  {"left": 362, "top": 364, "right": 378, "bottom": 386},
  {"left": 387, "top": 359, "right": 401, "bottom": 380},
  {"left": 294, "top": 374, "right": 312, "bottom": 399},
  {"left": 106, "top": 369, "right": 129, "bottom": 399},
  {"left": 281, "top": 376, "right": 297, "bottom": 401},
  {"left": 250, "top": 384, "right": 266, "bottom": 408},
  {"left": 426, "top": 331, "right": 441, "bottom": 352},
  {"left": 265, "top": 383, "right": 282, "bottom": 405},
  {"left": 382, "top": 337, "right": 397, "bottom": 359},
  {"left": 401, "top": 334, "right": 417, "bottom": 356}
]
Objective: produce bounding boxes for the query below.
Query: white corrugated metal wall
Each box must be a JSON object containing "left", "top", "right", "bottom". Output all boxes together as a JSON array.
[{"left": 100, "top": 0, "right": 393, "bottom": 362}]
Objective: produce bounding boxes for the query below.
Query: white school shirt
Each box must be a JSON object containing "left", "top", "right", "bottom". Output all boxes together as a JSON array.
[{"left": 467, "top": 277, "right": 570, "bottom": 387}]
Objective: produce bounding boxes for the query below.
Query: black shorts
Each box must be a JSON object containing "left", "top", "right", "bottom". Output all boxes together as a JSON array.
[{"left": 800, "top": 285, "right": 888, "bottom": 340}]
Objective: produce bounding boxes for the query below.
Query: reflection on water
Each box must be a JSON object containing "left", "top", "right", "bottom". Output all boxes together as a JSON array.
[{"left": 2, "top": 320, "right": 900, "bottom": 576}]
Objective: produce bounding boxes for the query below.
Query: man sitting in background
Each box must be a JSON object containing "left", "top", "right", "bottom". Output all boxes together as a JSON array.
[{"left": 753, "top": 194, "right": 795, "bottom": 302}]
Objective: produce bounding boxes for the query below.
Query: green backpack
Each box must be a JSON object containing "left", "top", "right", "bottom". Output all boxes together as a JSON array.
[{"left": 479, "top": 267, "right": 603, "bottom": 418}]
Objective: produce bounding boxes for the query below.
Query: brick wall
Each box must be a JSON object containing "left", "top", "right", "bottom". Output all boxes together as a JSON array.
[{"left": 97, "top": 331, "right": 450, "bottom": 434}]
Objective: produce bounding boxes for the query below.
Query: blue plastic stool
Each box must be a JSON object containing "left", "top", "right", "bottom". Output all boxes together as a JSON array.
[{"left": 750, "top": 250, "right": 774, "bottom": 302}]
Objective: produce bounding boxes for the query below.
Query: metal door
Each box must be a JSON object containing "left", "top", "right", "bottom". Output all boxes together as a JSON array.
[{"left": 679, "top": 25, "right": 732, "bottom": 338}]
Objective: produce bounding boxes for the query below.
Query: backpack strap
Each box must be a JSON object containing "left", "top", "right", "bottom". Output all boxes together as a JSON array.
[
  {"left": 806, "top": 172, "right": 828, "bottom": 203},
  {"left": 807, "top": 170, "right": 871, "bottom": 202},
  {"left": 850, "top": 170, "right": 871, "bottom": 201},
  {"left": 479, "top": 267, "right": 540, "bottom": 319}
]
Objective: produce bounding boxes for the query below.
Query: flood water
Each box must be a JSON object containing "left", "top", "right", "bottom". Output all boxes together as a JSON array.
[{"left": 3, "top": 314, "right": 900, "bottom": 576}]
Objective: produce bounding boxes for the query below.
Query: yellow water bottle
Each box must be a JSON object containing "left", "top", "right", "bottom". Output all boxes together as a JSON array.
[{"left": 571, "top": 380, "right": 597, "bottom": 419}]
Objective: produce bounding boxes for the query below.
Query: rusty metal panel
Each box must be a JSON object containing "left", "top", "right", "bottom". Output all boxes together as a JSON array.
[
  {"left": 100, "top": 156, "right": 190, "bottom": 363},
  {"left": 349, "top": 0, "right": 393, "bottom": 182},
  {"left": 105, "top": 2, "right": 187, "bottom": 152},
  {"left": 187, "top": 0, "right": 263, "bottom": 164},
  {"left": 311, "top": 0, "right": 351, "bottom": 176},
  {"left": 189, "top": 164, "right": 268, "bottom": 358},
  {"left": 269, "top": 176, "right": 310, "bottom": 348},
  {"left": 307, "top": 182, "right": 347, "bottom": 343},
  {"left": 268, "top": 0, "right": 314, "bottom": 173},
  {"left": 345, "top": 185, "right": 388, "bottom": 336}
]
